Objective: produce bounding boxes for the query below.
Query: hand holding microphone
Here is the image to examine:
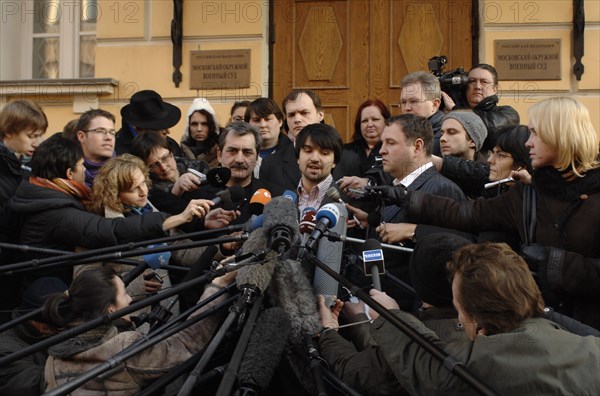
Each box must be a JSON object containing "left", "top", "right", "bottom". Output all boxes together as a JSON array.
[{"left": 364, "top": 185, "right": 408, "bottom": 205}]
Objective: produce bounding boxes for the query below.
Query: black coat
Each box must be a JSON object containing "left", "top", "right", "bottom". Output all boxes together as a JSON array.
[
  {"left": 472, "top": 95, "right": 520, "bottom": 151},
  {"left": 259, "top": 134, "right": 301, "bottom": 197},
  {"left": 0, "top": 145, "right": 26, "bottom": 241},
  {"left": 8, "top": 180, "right": 168, "bottom": 284}
]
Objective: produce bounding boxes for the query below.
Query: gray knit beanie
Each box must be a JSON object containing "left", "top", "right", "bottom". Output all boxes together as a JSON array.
[{"left": 443, "top": 111, "right": 487, "bottom": 152}]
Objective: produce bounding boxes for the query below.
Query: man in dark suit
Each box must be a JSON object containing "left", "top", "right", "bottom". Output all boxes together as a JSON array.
[
  {"left": 349, "top": 114, "right": 467, "bottom": 306},
  {"left": 258, "top": 90, "right": 325, "bottom": 196}
]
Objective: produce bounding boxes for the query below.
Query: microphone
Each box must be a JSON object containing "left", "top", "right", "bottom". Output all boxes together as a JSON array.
[
  {"left": 213, "top": 185, "right": 246, "bottom": 210},
  {"left": 243, "top": 214, "right": 264, "bottom": 233},
  {"left": 313, "top": 203, "right": 348, "bottom": 308},
  {"left": 325, "top": 186, "right": 363, "bottom": 228},
  {"left": 262, "top": 196, "right": 299, "bottom": 254},
  {"left": 249, "top": 188, "right": 272, "bottom": 216},
  {"left": 235, "top": 307, "right": 291, "bottom": 395},
  {"left": 189, "top": 167, "right": 232, "bottom": 188},
  {"left": 367, "top": 211, "right": 382, "bottom": 229},
  {"left": 235, "top": 229, "right": 277, "bottom": 295},
  {"left": 305, "top": 203, "right": 340, "bottom": 251},
  {"left": 361, "top": 239, "right": 384, "bottom": 291},
  {"left": 282, "top": 189, "right": 298, "bottom": 203}
]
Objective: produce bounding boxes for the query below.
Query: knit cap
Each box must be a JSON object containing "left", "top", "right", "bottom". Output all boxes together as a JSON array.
[{"left": 443, "top": 111, "right": 487, "bottom": 151}]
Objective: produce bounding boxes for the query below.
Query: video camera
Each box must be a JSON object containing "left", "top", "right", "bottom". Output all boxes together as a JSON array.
[{"left": 428, "top": 55, "right": 468, "bottom": 109}]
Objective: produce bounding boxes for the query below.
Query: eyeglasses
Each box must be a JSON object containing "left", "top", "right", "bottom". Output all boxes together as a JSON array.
[
  {"left": 83, "top": 128, "right": 118, "bottom": 137},
  {"left": 149, "top": 151, "right": 173, "bottom": 172},
  {"left": 467, "top": 78, "right": 494, "bottom": 87}
]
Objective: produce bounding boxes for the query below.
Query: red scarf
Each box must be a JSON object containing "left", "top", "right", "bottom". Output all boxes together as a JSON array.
[{"left": 29, "top": 176, "right": 93, "bottom": 209}]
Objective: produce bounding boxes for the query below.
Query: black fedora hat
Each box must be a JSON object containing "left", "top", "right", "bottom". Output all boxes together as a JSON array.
[{"left": 121, "top": 90, "right": 181, "bottom": 129}]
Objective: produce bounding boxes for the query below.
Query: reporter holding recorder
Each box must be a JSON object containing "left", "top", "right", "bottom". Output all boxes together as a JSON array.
[{"left": 366, "top": 97, "right": 600, "bottom": 330}]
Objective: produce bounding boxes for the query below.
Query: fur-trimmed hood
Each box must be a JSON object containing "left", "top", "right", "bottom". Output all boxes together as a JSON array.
[{"left": 48, "top": 325, "right": 117, "bottom": 359}]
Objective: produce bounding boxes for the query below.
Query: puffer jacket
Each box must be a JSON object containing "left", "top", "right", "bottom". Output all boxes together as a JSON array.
[
  {"left": 472, "top": 95, "right": 520, "bottom": 151},
  {"left": 44, "top": 285, "right": 228, "bottom": 394}
]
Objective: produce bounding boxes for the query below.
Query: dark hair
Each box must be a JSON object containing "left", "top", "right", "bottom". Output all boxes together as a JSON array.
[
  {"left": 30, "top": 134, "right": 83, "bottom": 179},
  {"left": 182, "top": 109, "right": 219, "bottom": 153},
  {"left": 447, "top": 243, "right": 544, "bottom": 336},
  {"left": 352, "top": 99, "right": 391, "bottom": 142},
  {"left": 230, "top": 100, "right": 251, "bottom": 116},
  {"left": 62, "top": 119, "right": 80, "bottom": 140},
  {"left": 282, "top": 89, "right": 323, "bottom": 113},
  {"left": 469, "top": 63, "right": 499, "bottom": 86},
  {"left": 494, "top": 125, "right": 533, "bottom": 173},
  {"left": 386, "top": 114, "right": 434, "bottom": 156},
  {"left": 0, "top": 100, "right": 48, "bottom": 138},
  {"left": 244, "top": 97, "right": 284, "bottom": 122},
  {"left": 75, "top": 109, "right": 116, "bottom": 133},
  {"left": 43, "top": 267, "right": 118, "bottom": 328},
  {"left": 130, "top": 131, "right": 170, "bottom": 162},
  {"left": 218, "top": 121, "right": 262, "bottom": 154},
  {"left": 294, "top": 123, "right": 343, "bottom": 164}
]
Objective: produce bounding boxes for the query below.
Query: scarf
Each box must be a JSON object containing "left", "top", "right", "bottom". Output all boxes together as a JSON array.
[{"left": 29, "top": 176, "right": 93, "bottom": 208}]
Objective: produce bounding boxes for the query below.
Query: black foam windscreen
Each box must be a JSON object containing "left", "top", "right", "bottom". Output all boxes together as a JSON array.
[
  {"left": 237, "top": 307, "right": 291, "bottom": 393},
  {"left": 361, "top": 238, "right": 380, "bottom": 251},
  {"left": 207, "top": 167, "right": 231, "bottom": 187},
  {"left": 229, "top": 185, "right": 246, "bottom": 204},
  {"left": 367, "top": 211, "right": 382, "bottom": 228}
]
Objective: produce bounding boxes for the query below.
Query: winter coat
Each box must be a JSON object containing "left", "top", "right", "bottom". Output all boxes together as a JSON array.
[
  {"left": 371, "top": 312, "right": 600, "bottom": 395},
  {"left": 405, "top": 166, "right": 600, "bottom": 328},
  {"left": 319, "top": 307, "right": 467, "bottom": 396},
  {"left": 471, "top": 95, "right": 520, "bottom": 152},
  {"left": 258, "top": 134, "right": 301, "bottom": 197},
  {"left": 0, "top": 321, "right": 48, "bottom": 395},
  {"left": 7, "top": 180, "right": 168, "bottom": 284},
  {"left": 44, "top": 285, "right": 228, "bottom": 394}
]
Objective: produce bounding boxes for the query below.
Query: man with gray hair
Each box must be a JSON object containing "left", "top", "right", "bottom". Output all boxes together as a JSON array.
[
  {"left": 401, "top": 71, "right": 445, "bottom": 156},
  {"left": 439, "top": 110, "right": 487, "bottom": 161}
]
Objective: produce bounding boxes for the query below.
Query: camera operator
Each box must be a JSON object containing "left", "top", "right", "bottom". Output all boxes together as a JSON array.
[{"left": 443, "top": 64, "right": 520, "bottom": 152}]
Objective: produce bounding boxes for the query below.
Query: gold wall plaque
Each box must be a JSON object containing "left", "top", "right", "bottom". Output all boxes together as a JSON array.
[
  {"left": 494, "top": 39, "right": 561, "bottom": 80},
  {"left": 190, "top": 49, "right": 251, "bottom": 90}
]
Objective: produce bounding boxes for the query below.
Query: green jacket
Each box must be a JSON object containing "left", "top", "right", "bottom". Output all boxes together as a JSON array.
[{"left": 371, "top": 311, "right": 600, "bottom": 395}]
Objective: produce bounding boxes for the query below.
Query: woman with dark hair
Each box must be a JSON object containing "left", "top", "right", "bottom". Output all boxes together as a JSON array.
[
  {"left": 7, "top": 135, "right": 212, "bottom": 284},
  {"left": 437, "top": 124, "right": 532, "bottom": 198},
  {"left": 334, "top": 99, "right": 391, "bottom": 181},
  {"left": 43, "top": 267, "right": 234, "bottom": 393},
  {"left": 181, "top": 98, "right": 220, "bottom": 168}
]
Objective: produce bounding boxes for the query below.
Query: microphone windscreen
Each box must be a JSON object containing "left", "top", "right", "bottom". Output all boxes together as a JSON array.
[
  {"left": 229, "top": 185, "right": 246, "bottom": 204},
  {"left": 249, "top": 189, "right": 272, "bottom": 216},
  {"left": 207, "top": 167, "right": 231, "bottom": 187},
  {"left": 367, "top": 211, "right": 382, "bottom": 228},
  {"left": 282, "top": 189, "right": 298, "bottom": 204},
  {"left": 361, "top": 238, "right": 381, "bottom": 252},
  {"left": 325, "top": 186, "right": 341, "bottom": 202},
  {"left": 301, "top": 206, "right": 316, "bottom": 217},
  {"left": 314, "top": 203, "right": 347, "bottom": 306},
  {"left": 236, "top": 229, "right": 277, "bottom": 293},
  {"left": 237, "top": 307, "right": 291, "bottom": 392},
  {"left": 299, "top": 210, "right": 316, "bottom": 235},
  {"left": 246, "top": 214, "right": 264, "bottom": 232},
  {"left": 263, "top": 196, "right": 299, "bottom": 244},
  {"left": 315, "top": 203, "right": 340, "bottom": 227}
]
